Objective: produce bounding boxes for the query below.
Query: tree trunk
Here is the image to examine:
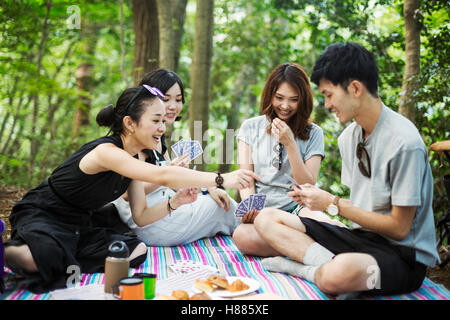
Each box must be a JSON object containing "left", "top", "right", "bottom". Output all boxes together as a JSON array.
[
  {"left": 72, "top": 17, "right": 97, "bottom": 139},
  {"left": 132, "top": 0, "right": 159, "bottom": 85},
  {"left": 28, "top": 0, "right": 51, "bottom": 179},
  {"left": 218, "top": 67, "right": 252, "bottom": 174},
  {"left": 156, "top": 0, "right": 187, "bottom": 72},
  {"left": 72, "top": 62, "right": 94, "bottom": 138},
  {"left": 189, "top": 0, "right": 214, "bottom": 170},
  {"left": 398, "top": 0, "right": 421, "bottom": 122}
]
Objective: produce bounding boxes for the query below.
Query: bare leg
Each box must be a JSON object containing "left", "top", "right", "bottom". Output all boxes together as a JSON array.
[
  {"left": 254, "top": 208, "right": 380, "bottom": 295},
  {"left": 316, "top": 253, "right": 380, "bottom": 294},
  {"left": 232, "top": 223, "right": 280, "bottom": 257},
  {"left": 254, "top": 208, "right": 315, "bottom": 262},
  {"left": 4, "top": 244, "right": 38, "bottom": 273}
]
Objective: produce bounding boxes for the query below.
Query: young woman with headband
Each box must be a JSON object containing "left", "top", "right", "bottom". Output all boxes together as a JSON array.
[{"left": 4, "top": 84, "right": 258, "bottom": 292}]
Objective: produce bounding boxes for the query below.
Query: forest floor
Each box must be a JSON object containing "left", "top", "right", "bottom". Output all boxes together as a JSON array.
[{"left": 1, "top": 184, "right": 449, "bottom": 292}]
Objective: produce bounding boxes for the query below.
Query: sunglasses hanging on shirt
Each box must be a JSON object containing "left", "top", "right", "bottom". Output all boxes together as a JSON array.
[
  {"left": 271, "top": 142, "right": 284, "bottom": 170},
  {"left": 356, "top": 136, "right": 371, "bottom": 178}
]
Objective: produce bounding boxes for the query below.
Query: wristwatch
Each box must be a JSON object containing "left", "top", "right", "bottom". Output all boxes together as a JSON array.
[
  {"left": 327, "top": 196, "right": 340, "bottom": 216},
  {"left": 167, "top": 196, "right": 176, "bottom": 215},
  {"left": 215, "top": 172, "right": 224, "bottom": 189}
]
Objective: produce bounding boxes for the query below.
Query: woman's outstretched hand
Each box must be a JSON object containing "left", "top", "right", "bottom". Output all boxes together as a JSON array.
[{"left": 222, "top": 169, "right": 260, "bottom": 190}]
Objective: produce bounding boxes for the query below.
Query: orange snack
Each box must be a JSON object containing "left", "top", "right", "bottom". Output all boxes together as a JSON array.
[
  {"left": 207, "top": 274, "right": 229, "bottom": 289},
  {"left": 172, "top": 290, "right": 190, "bottom": 300},
  {"left": 227, "top": 279, "right": 249, "bottom": 292}
]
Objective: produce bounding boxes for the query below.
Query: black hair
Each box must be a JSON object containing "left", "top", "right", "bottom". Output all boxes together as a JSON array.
[
  {"left": 310, "top": 42, "right": 379, "bottom": 97},
  {"left": 139, "top": 68, "right": 185, "bottom": 104},
  {"left": 96, "top": 86, "right": 159, "bottom": 135}
]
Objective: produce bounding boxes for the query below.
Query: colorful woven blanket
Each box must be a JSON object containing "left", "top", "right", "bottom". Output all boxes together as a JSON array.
[{"left": 1, "top": 235, "right": 449, "bottom": 300}]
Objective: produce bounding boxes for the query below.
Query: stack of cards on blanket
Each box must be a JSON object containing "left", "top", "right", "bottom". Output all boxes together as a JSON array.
[
  {"left": 169, "top": 260, "right": 218, "bottom": 275},
  {"left": 235, "top": 194, "right": 267, "bottom": 217},
  {"left": 171, "top": 139, "right": 203, "bottom": 161}
]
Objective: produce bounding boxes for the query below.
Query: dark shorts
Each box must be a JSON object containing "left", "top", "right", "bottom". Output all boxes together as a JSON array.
[
  {"left": 7, "top": 200, "right": 146, "bottom": 293},
  {"left": 299, "top": 217, "right": 427, "bottom": 296}
]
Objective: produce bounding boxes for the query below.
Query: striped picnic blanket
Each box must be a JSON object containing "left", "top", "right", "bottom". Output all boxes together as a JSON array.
[{"left": 1, "top": 235, "right": 449, "bottom": 300}]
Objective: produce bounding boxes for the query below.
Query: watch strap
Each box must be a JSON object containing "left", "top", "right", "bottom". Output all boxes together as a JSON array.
[{"left": 333, "top": 196, "right": 340, "bottom": 207}]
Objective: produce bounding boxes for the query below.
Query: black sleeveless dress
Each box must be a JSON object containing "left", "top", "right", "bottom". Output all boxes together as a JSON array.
[
  {"left": 90, "top": 135, "right": 168, "bottom": 231},
  {"left": 7, "top": 135, "right": 146, "bottom": 293}
]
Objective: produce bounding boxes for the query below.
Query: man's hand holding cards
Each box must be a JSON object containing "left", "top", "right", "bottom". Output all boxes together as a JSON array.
[{"left": 235, "top": 193, "right": 266, "bottom": 218}]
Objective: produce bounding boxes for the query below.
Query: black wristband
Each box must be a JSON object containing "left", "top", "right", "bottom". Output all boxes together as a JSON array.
[{"left": 215, "top": 172, "right": 224, "bottom": 189}]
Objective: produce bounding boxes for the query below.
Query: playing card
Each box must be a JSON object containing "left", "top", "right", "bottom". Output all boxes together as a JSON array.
[
  {"left": 179, "top": 139, "right": 188, "bottom": 155},
  {"left": 234, "top": 196, "right": 250, "bottom": 217},
  {"left": 248, "top": 194, "right": 255, "bottom": 210},
  {"left": 234, "top": 206, "right": 248, "bottom": 217},
  {"left": 169, "top": 260, "right": 218, "bottom": 275},
  {"left": 190, "top": 140, "right": 203, "bottom": 160},
  {"left": 241, "top": 197, "right": 251, "bottom": 211},
  {"left": 171, "top": 139, "right": 185, "bottom": 157},
  {"left": 171, "top": 140, "right": 182, "bottom": 157},
  {"left": 252, "top": 194, "right": 266, "bottom": 211},
  {"left": 237, "top": 200, "right": 247, "bottom": 212}
]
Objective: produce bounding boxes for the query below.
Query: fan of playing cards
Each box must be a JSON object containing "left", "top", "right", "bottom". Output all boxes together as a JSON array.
[
  {"left": 235, "top": 194, "right": 266, "bottom": 217},
  {"left": 171, "top": 139, "right": 203, "bottom": 161}
]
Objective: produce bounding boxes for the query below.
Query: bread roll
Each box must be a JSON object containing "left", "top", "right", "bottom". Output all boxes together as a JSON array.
[
  {"left": 227, "top": 279, "right": 249, "bottom": 292},
  {"left": 207, "top": 274, "right": 229, "bottom": 289},
  {"left": 172, "top": 290, "right": 189, "bottom": 300},
  {"left": 194, "top": 279, "right": 214, "bottom": 293}
]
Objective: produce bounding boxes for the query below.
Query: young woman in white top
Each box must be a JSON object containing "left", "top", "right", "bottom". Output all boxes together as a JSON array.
[{"left": 233, "top": 63, "right": 344, "bottom": 257}]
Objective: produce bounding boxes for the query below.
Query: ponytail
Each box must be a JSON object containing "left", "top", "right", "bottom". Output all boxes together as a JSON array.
[
  {"left": 96, "top": 104, "right": 115, "bottom": 127},
  {"left": 96, "top": 86, "right": 164, "bottom": 136}
]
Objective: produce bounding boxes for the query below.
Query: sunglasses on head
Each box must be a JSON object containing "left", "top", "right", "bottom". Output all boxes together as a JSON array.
[{"left": 124, "top": 85, "right": 165, "bottom": 116}]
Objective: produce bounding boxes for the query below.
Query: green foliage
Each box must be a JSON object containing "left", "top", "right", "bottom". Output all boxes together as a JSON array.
[
  {"left": 413, "top": 1, "right": 450, "bottom": 220},
  {"left": 0, "top": 0, "right": 448, "bottom": 227}
]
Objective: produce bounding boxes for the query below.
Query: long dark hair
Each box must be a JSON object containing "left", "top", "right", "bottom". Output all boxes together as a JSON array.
[{"left": 261, "top": 63, "right": 314, "bottom": 140}]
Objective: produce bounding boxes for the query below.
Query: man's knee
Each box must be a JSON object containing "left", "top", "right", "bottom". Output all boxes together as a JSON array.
[
  {"left": 253, "top": 208, "right": 278, "bottom": 234},
  {"left": 232, "top": 225, "right": 254, "bottom": 254},
  {"left": 232, "top": 224, "right": 275, "bottom": 256},
  {"left": 315, "top": 254, "right": 378, "bottom": 294}
]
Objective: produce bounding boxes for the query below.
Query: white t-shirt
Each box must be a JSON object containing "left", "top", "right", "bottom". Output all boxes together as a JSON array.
[
  {"left": 237, "top": 115, "right": 325, "bottom": 211},
  {"left": 338, "top": 104, "right": 439, "bottom": 267}
]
